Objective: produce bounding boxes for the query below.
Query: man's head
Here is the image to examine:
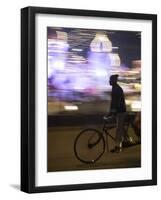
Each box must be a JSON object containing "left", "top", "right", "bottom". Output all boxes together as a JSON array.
[{"left": 109, "top": 74, "right": 119, "bottom": 86}]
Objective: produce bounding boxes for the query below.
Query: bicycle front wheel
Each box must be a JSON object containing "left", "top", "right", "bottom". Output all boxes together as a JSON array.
[{"left": 74, "top": 128, "right": 105, "bottom": 164}]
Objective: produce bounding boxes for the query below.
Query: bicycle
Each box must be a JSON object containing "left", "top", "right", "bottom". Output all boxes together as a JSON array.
[{"left": 74, "top": 113, "right": 134, "bottom": 164}]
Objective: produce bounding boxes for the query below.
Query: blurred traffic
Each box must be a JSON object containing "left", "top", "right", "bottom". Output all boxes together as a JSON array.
[{"left": 47, "top": 27, "right": 141, "bottom": 115}]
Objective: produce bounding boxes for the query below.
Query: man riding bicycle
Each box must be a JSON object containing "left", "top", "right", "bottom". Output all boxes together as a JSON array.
[{"left": 108, "top": 74, "right": 127, "bottom": 153}]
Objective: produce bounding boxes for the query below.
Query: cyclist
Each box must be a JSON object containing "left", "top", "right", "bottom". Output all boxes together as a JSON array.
[{"left": 108, "top": 74, "right": 126, "bottom": 153}]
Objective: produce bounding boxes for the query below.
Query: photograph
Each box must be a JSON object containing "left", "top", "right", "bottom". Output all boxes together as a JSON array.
[
  {"left": 47, "top": 27, "right": 141, "bottom": 172},
  {"left": 21, "top": 6, "right": 157, "bottom": 193}
]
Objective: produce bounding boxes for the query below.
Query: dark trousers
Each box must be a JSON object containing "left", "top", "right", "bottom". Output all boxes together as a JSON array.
[{"left": 115, "top": 112, "right": 126, "bottom": 147}]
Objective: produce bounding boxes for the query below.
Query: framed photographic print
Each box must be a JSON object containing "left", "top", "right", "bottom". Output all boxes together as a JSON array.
[{"left": 21, "top": 6, "right": 157, "bottom": 193}]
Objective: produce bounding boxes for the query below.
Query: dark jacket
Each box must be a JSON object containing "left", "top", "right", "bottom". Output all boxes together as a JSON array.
[{"left": 110, "top": 84, "right": 126, "bottom": 113}]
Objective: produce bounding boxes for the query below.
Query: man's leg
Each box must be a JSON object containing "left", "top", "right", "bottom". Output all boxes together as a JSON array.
[
  {"left": 111, "top": 113, "right": 126, "bottom": 152},
  {"left": 116, "top": 113, "right": 126, "bottom": 148}
]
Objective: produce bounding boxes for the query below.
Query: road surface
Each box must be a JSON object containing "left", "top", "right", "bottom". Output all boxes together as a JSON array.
[{"left": 48, "top": 125, "right": 141, "bottom": 172}]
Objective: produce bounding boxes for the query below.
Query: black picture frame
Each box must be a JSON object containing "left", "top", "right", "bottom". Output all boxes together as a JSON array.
[{"left": 21, "top": 6, "right": 157, "bottom": 193}]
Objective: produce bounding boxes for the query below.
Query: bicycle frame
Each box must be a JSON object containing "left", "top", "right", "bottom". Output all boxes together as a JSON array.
[
  {"left": 102, "top": 119, "right": 116, "bottom": 152},
  {"left": 102, "top": 114, "right": 131, "bottom": 152}
]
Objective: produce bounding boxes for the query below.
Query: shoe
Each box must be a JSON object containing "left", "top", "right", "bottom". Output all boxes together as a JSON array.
[
  {"left": 110, "top": 146, "right": 122, "bottom": 153},
  {"left": 122, "top": 140, "right": 136, "bottom": 148}
]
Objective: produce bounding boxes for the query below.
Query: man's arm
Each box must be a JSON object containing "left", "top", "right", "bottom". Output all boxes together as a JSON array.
[{"left": 110, "top": 88, "right": 118, "bottom": 114}]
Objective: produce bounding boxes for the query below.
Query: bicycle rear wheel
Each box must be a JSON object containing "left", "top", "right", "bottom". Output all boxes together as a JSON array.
[{"left": 74, "top": 128, "right": 105, "bottom": 164}]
